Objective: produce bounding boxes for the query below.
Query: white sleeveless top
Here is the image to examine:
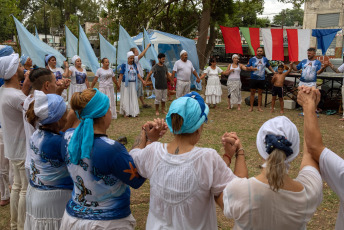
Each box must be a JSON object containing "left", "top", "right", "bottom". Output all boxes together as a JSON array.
[{"left": 227, "top": 64, "right": 241, "bottom": 82}]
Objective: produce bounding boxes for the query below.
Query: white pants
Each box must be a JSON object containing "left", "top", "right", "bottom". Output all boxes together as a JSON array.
[
  {"left": 299, "top": 81, "right": 316, "bottom": 87},
  {"left": 10, "top": 160, "right": 28, "bottom": 230},
  {"left": 176, "top": 80, "right": 190, "bottom": 98},
  {"left": 60, "top": 211, "right": 136, "bottom": 230},
  {"left": 154, "top": 89, "right": 167, "bottom": 104},
  {"left": 0, "top": 128, "right": 10, "bottom": 201}
]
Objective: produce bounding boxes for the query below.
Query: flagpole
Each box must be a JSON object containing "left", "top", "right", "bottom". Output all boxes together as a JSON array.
[{"left": 11, "top": 15, "right": 21, "bottom": 56}]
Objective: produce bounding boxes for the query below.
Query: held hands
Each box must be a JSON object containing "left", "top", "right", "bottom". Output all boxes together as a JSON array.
[
  {"left": 56, "top": 78, "right": 71, "bottom": 89},
  {"left": 222, "top": 132, "right": 242, "bottom": 158},
  {"left": 323, "top": 60, "right": 330, "bottom": 67},
  {"left": 297, "top": 86, "right": 321, "bottom": 107},
  {"left": 196, "top": 78, "right": 201, "bottom": 83},
  {"left": 142, "top": 118, "right": 168, "bottom": 142},
  {"left": 289, "top": 62, "right": 294, "bottom": 68}
]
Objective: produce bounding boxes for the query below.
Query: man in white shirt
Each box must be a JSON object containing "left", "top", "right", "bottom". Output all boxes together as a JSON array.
[
  {"left": 130, "top": 44, "right": 152, "bottom": 108},
  {"left": 328, "top": 60, "right": 344, "bottom": 120},
  {"left": 298, "top": 86, "right": 344, "bottom": 230},
  {"left": 0, "top": 53, "right": 31, "bottom": 230},
  {"left": 172, "top": 50, "right": 201, "bottom": 98}
]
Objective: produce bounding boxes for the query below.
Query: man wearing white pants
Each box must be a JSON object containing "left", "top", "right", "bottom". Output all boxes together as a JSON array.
[
  {"left": 172, "top": 50, "right": 200, "bottom": 98},
  {"left": 0, "top": 127, "right": 10, "bottom": 206},
  {"left": 328, "top": 60, "right": 344, "bottom": 120},
  {"left": 0, "top": 54, "right": 31, "bottom": 230}
]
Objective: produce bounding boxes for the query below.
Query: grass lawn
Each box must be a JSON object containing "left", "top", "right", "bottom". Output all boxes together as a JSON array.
[{"left": 1, "top": 86, "right": 342, "bottom": 229}]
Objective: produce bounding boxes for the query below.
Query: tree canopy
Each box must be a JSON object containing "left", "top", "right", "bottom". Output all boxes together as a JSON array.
[{"left": 273, "top": 7, "right": 304, "bottom": 26}]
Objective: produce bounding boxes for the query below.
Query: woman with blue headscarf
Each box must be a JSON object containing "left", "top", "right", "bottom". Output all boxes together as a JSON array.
[
  {"left": 220, "top": 116, "right": 323, "bottom": 230},
  {"left": 20, "top": 54, "right": 32, "bottom": 75},
  {"left": 129, "top": 92, "right": 248, "bottom": 229},
  {"left": 24, "top": 91, "right": 73, "bottom": 229},
  {"left": 117, "top": 51, "right": 146, "bottom": 118},
  {"left": 60, "top": 88, "right": 145, "bottom": 229}
]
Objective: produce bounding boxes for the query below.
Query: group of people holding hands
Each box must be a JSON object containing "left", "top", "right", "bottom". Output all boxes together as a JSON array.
[{"left": 0, "top": 43, "right": 344, "bottom": 230}]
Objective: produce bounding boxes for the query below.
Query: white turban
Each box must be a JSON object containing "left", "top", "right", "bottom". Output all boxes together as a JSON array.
[
  {"left": 72, "top": 55, "right": 81, "bottom": 64},
  {"left": 0, "top": 53, "right": 20, "bottom": 80},
  {"left": 256, "top": 116, "right": 300, "bottom": 169},
  {"left": 180, "top": 50, "right": 187, "bottom": 56},
  {"left": 127, "top": 51, "right": 135, "bottom": 59}
]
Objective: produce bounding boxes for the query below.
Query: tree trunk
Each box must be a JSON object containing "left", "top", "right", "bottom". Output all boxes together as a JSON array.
[
  {"left": 196, "top": 0, "right": 211, "bottom": 72},
  {"left": 204, "top": 21, "right": 217, "bottom": 64}
]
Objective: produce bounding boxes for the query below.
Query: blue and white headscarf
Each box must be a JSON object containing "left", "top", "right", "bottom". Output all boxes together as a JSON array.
[
  {"left": 0, "top": 45, "right": 14, "bottom": 57},
  {"left": 68, "top": 89, "right": 110, "bottom": 165},
  {"left": 45, "top": 54, "right": 55, "bottom": 66},
  {"left": 166, "top": 91, "right": 209, "bottom": 134},
  {"left": 20, "top": 54, "right": 29, "bottom": 66},
  {"left": 33, "top": 90, "right": 66, "bottom": 125}
]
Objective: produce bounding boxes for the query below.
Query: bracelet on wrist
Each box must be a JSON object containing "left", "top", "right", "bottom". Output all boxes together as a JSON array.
[{"left": 235, "top": 148, "right": 245, "bottom": 158}]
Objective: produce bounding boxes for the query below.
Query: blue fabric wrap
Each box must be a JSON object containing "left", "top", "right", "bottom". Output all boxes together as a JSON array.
[
  {"left": 312, "top": 29, "right": 342, "bottom": 55},
  {"left": 0, "top": 46, "right": 14, "bottom": 57},
  {"left": 20, "top": 54, "right": 29, "bottom": 66},
  {"left": 124, "top": 63, "right": 138, "bottom": 91},
  {"left": 45, "top": 54, "right": 54, "bottom": 66},
  {"left": 40, "top": 94, "right": 67, "bottom": 125},
  {"left": 166, "top": 91, "right": 209, "bottom": 134},
  {"left": 68, "top": 89, "right": 110, "bottom": 165},
  {"left": 265, "top": 134, "right": 293, "bottom": 157}
]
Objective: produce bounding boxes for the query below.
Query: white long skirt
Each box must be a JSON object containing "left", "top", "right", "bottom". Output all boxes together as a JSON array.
[
  {"left": 68, "top": 83, "right": 87, "bottom": 104},
  {"left": 205, "top": 76, "right": 222, "bottom": 104},
  {"left": 120, "top": 82, "right": 139, "bottom": 117},
  {"left": 99, "top": 85, "right": 117, "bottom": 119},
  {"left": 59, "top": 211, "right": 136, "bottom": 230},
  {"left": 24, "top": 184, "right": 72, "bottom": 230},
  {"left": 227, "top": 80, "right": 242, "bottom": 105}
]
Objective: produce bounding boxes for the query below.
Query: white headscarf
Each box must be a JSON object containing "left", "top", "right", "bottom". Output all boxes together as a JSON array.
[
  {"left": 256, "top": 116, "right": 300, "bottom": 169},
  {"left": 0, "top": 53, "right": 20, "bottom": 80},
  {"left": 127, "top": 51, "right": 134, "bottom": 59},
  {"left": 232, "top": 54, "right": 239, "bottom": 60},
  {"left": 180, "top": 50, "right": 187, "bottom": 56},
  {"left": 72, "top": 55, "right": 81, "bottom": 64}
]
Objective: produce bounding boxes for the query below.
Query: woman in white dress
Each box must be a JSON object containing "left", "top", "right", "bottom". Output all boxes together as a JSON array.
[
  {"left": 223, "top": 54, "right": 251, "bottom": 110},
  {"left": 24, "top": 91, "right": 73, "bottom": 230},
  {"left": 130, "top": 92, "right": 248, "bottom": 229},
  {"left": 117, "top": 51, "right": 145, "bottom": 118},
  {"left": 67, "top": 55, "right": 90, "bottom": 103},
  {"left": 219, "top": 116, "right": 323, "bottom": 230},
  {"left": 91, "top": 58, "right": 119, "bottom": 119},
  {"left": 200, "top": 57, "right": 223, "bottom": 108}
]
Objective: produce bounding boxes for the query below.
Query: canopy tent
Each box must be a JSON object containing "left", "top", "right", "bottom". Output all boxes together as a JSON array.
[{"left": 133, "top": 30, "right": 201, "bottom": 90}]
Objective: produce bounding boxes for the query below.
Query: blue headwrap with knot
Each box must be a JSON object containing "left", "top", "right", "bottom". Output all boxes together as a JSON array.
[
  {"left": 20, "top": 54, "right": 29, "bottom": 66},
  {"left": 265, "top": 135, "right": 293, "bottom": 157},
  {"left": 68, "top": 89, "right": 110, "bottom": 165},
  {"left": 0, "top": 46, "right": 14, "bottom": 57},
  {"left": 45, "top": 54, "right": 55, "bottom": 66},
  {"left": 166, "top": 91, "right": 209, "bottom": 134}
]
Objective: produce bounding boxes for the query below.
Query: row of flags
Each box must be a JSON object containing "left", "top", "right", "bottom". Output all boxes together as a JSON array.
[
  {"left": 220, "top": 26, "right": 342, "bottom": 61},
  {"left": 13, "top": 16, "right": 158, "bottom": 75}
]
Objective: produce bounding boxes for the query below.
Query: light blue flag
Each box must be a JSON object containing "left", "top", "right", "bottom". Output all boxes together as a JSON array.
[
  {"left": 65, "top": 25, "right": 78, "bottom": 58},
  {"left": 35, "top": 26, "right": 39, "bottom": 39},
  {"left": 78, "top": 24, "right": 99, "bottom": 74},
  {"left": 13, "top": 16, "right": 66, "bottom": 67},
  {"left": 143, "top": 29, "right": 159, "bottom": 89},
  {"left": 99, "top": 33, "right": 116, "bottom": 64},
  {"left": 312, "top": 29, "right": 342, "bottom": 55},
  {"left": 118, "top": 25, "right": 151, "bottom": 71}
]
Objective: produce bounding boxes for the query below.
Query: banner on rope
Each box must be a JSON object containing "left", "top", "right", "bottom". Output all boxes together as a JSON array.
[
  {"left": 261, "top": 28, "right": 284, "bottom": 61},
  {"left": 99, "top": 33, "right": 117, "bottom": 65},
  {"left": 65, "top": 25, "right": 78, "bottom": 58},
  {"left": 286, "top": 29, "right": 310, "bottom": 62},
  {"left": 220, "top": 26, "right": 243, "bottom": 54},
  {"left": 240, "top": 27, "right": 260, "bottom": 55},
  {"left": 312, "top": 29, "right": 342, "bottom": 55},
  {"left": 13, "top": 16, "right": 66, "bottom": 67},
  {"left": 78, "top": 24, "right": 99, "bottom": 74}
]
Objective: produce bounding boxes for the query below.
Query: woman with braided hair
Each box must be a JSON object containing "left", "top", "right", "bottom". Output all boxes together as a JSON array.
[{"left": 220, "top": 116, "right": 323, "bottom": 230}]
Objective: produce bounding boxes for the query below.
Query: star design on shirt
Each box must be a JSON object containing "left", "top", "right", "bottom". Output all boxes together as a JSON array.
[{"left": 123, "top": 162, "right": 139, "bottom": 180}]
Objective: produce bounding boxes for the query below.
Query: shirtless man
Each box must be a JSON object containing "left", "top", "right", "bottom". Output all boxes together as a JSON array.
[{"left": 271, "top": 63, "right": 293, "bottom": 114}]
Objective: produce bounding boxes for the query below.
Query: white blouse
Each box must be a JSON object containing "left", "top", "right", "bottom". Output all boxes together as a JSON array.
[
  {"left": 223, "top": 166, "right": 323, "bottom": 230},
  {"left": 204, "top": 66, "right": 223, "bottom": 79},
  {"left": 130, "top": 142, "right": 236, "bottom": 230}
]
